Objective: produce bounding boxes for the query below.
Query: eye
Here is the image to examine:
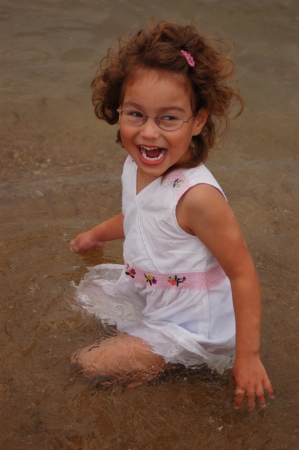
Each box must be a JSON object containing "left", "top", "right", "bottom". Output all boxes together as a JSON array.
[
  {"left": 158, "top": 114, "right": 183, "bottom": 130},
  {"left": 159, "top": 114, "right": 181, "bottom": 122},
  {"left": 124, "top": 109, "right": 144, "bottom": 118}
]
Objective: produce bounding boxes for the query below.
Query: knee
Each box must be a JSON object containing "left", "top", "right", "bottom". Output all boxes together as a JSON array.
[
  {"left": 71, "top": 335, "right": 170, "bottom": 384},
  {"left": 71, "top": 342, "right": 107, "bottom": 377}
]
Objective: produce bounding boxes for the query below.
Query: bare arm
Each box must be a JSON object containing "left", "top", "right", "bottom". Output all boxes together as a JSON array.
[
  {"left": 70, "top": 212, "right": 124, "bottom": 253},
  {"left": 177, "top": 184, "right": 274, "bottom": 409}
]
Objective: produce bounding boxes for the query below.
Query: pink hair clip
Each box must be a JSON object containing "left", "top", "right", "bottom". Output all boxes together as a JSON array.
[{"left": 181, "top": 50, "right": 195, "bottom": 67}]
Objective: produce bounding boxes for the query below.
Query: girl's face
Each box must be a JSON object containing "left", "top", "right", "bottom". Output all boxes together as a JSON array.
[{"left": 119, "top": 69, "right": 207, "bottom": 186}]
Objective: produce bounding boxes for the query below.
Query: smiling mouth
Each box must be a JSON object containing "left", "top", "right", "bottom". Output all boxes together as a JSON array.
[{"left": 139, "top": 146, "right": 166, "bottom": 161}]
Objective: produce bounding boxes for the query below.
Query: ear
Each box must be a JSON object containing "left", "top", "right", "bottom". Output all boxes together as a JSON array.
[{"left": 191, "top": 108, "right": 208, "bottom": 136}]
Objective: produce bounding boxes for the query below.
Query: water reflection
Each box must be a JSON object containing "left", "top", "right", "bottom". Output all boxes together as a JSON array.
[{"left": 1, "top": 0, "right": 298, "bottom": 448}]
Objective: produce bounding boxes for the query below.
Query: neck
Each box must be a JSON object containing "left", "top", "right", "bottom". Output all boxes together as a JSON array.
[{"left": 136, "top": 168, "right": 160, "bottom": 194}]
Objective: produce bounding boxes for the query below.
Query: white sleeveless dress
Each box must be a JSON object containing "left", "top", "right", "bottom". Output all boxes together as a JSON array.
[{"left": 75, "top": 156, "right": 236, "bottom": 373}]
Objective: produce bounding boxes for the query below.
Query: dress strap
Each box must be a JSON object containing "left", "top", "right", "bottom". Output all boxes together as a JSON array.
[
  {"left": 165, "top": 166, "right": 227, "bottom": 202},
  {"left": 124, "top": 155, "right": 135, "bottom": 165},
  {"left": 166, "top": 169, "right": 192, "bottom": 200}
]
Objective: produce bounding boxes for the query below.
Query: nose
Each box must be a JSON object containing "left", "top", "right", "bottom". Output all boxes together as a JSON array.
[{"left": 139, "top": 116, "right": 160, "bottom": 139}]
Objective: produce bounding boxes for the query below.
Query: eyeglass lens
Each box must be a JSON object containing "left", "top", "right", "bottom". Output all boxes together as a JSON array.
[{"left": 118, "top": 108, "right": 187, "bottom": 131}]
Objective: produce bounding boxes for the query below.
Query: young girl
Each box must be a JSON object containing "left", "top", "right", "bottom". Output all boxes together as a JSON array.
[{"left": 70, "top": 20, "right": 274, "bottom": 409}]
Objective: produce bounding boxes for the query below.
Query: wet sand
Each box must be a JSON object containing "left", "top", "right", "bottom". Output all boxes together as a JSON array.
[{"left": 1, "top": 0, "right": 299, "bottom": 448}]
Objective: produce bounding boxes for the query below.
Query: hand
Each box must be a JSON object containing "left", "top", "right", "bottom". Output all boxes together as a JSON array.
[
  {"left": 232, "top": 353, "right": 274, "bottom": 410},
  {"left": 69, "top": 230, "right": 105, "bottom": 253}
]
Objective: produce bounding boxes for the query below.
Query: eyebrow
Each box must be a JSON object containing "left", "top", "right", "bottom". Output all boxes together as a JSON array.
[{"left": 122, "top": 101, "right": 186, "bottom": 114}]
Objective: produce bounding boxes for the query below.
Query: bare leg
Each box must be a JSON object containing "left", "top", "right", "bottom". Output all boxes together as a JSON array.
[{"left": 71, "top": 334, "right": 171, "bottom": 387}]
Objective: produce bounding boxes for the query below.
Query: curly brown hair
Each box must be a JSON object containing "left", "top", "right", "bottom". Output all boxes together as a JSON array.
[{"left": 91, "top": 20, "right": 244, "bottom": 171}]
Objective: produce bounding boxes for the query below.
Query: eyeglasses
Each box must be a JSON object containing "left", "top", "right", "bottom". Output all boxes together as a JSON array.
[{"left": 117, "top": 108, "right": 193, "bottom": 131}]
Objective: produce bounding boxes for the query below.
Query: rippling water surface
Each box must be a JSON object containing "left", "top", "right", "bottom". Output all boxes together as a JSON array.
[{"left": 1, "top": 0, "right": 299, "bottom": 448}]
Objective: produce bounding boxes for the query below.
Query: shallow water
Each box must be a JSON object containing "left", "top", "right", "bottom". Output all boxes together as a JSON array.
[{"left": 1, "top": 0, "right": 299, "bottom": 448}]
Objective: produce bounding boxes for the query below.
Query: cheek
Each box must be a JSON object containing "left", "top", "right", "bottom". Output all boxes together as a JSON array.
[
  {"left": 119, "top": 124, "right": 131, "bottom": 143},
  {"left": 171, "top": 130, "right": 193, "bottom": 147},
  {"left": 119, "top": 124, "right": 137, "bottom": 151}
]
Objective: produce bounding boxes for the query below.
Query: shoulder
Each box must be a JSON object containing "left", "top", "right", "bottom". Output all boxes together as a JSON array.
[
  {"left": 122, "top": 155, "right": 136, "bottom": 179},
  {"left": 177, "top": 182, "right": 233, "bottom": 235},
  {"left": 122, "top": 155, "right": 135, "bottom": 170},
  {"left": 182, "top": 164, "right": 226, "bottom": 199},
  {"left": 179, "top": 182, "right": 228, "bottom": 217}
]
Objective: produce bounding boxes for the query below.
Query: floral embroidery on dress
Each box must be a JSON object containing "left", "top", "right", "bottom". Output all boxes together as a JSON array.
[
  {"left": 167, "top": 275, "right": 186, "bottom": 286},
  {"left": 172, "top": 178, "right": 184, "bottom": 188},
  {"left": 125, "top": 264, "right": 136, "bottom": 278},
  {"left": 144, "top": 274, "right": 157, "bottom": 286}
]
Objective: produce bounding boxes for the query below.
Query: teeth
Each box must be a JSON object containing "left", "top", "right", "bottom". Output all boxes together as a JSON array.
[
  {"left": 140, "top": 146, "right": 166, "bottom": 161},
  {"left": 140, "top": 146, "right": 159, "bottom": 151}
]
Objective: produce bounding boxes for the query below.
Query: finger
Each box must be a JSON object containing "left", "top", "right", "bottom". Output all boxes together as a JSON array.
[
  {"left": 256, "top": 387, "right": 267, "bottom": 409},
  {"left": 246, "top": 389, "right": 256, "bottom": 410},
  {"left": 70, "top": 240, "right": 78, "bottom": 253},
  {"left": 234, "top": 387, "right": 245, "bottom": 410},
  {"left": 263, "top": 377, "right": 275, "bottom": 399}
]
